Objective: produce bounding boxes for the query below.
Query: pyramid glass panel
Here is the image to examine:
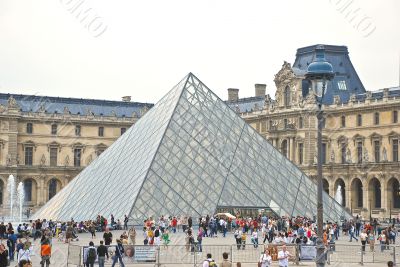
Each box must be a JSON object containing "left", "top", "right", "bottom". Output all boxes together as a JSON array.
[{"left": 33, "top": 73, "right": 351, "bottom": 224}]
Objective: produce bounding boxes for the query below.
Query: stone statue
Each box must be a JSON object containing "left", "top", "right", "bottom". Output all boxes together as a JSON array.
[
  {"left": 64, "top": 155, "right": 70, "bottom": 166},
  {"left": 7, "top": 96, "right": 18, "bottom": 108},
  {"left": 346, "top": 148, "right": 352, "bottom": 163},
  {"left": 132, "top": 111, "right": 138, "bottom": 118},
  {"left": 63, "top": 106, "right": 70, "bottom": 114},
  {"left": 330, "top": 149, "right": 335, "bottom": 163},
  {"left": 86, "top": 154, "right": 93, "bottom": 165},
  {"left": 382, "top": 147, "right": 388, "bottom": 162},
  {"left": 6, "top": 153, "right": 12, "bottom": 166},
  {"left": 38, "top": 104, "right": 46, "bottom": 113},
  {"left": 363, "top": 147, "right": 369, "bottom": 163},
  {"left": 0, "top": 104, "right": 6, "bottom": 113}
]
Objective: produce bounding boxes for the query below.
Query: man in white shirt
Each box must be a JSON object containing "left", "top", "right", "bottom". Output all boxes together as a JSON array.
[{"left": 277, "top": 245, "right": 291, "bottom": 267}]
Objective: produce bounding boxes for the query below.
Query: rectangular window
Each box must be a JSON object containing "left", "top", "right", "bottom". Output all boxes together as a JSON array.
[
  {"left": 393, "top": 110, "right": 398, "bottom": 123},
  {"left": 98, "top": 126, "right": 104, "bottom": 137},
  {"left": 357, "top": 142, "right": 363, "bottom": 163},
  {"left": 341, "top": 144, "right": 347, "bottom": 163},
  {"left": 25, "top": 147, "right": 33, "bottom": 166},
  {"left": 26, "top": 123, "right": 33, "bottom": 134},
  {"left": 374, "top": 140, "right": 380, "bottom": 163},
  {"left": 337, "top": 80, "right": 347, "bottom": 90},
  {"left": 298, "top": 143, "right": 303, "bottom": 165},
  {"left": 357, "top": 114, "right": 362, "bottom": 127},
  {"left": 75, "top": 125, "right": 81, "bottom": 136},
  {"left": 393, "top": 139, "right": 399, "bottom": 162},
  {"left": 51, "top": 124, "right": 57, "bottom": 135},
  {"left": 299, "top": 117, "right": 303, "bottom": 129},
  {"left": 322, "top": 143, "right": 327, "bottom": 164},
  {"left": 50, "top": 147, "right": 58, "bottom": 166},
  {"left": 374, "top": 112, "right": 379, "bottom": 125},
  {"left": 74, "top": 148, "right": 81, "bottom": 167},
  {"left": 121, "top": 128, "right": 126, "bottom": 135},
  {"left": 261, "top": 121, "right": 267, "bottom": 132},
  {"left": 341, "top": 116, "right": 346, "bottom": 128}
]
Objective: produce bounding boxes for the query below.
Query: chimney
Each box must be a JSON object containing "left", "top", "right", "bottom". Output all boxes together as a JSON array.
[
  {"left": 227, "top": 88, "right": 239, "bottom": 102},
  {"left": 122, "top": 96, "right": 131, "bottom": 102},
  {"left": 255, "top": 84, "right": 266, "bottom": 97}
]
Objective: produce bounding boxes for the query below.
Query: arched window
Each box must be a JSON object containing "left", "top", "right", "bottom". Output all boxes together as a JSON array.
[
  {"left": 48, "top": 179, "right": 58, "bottom": 200},
  {"left": 24, "top": 179, "right": 33, "bottom": 202},
  {"left": 284, "top": 86, "right": 291, "bottom": 107},
  {"left": 281, "top": 140, "right": 288, "bottom": 158}
]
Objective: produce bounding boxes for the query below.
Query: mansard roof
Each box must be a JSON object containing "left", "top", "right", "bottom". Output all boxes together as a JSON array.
[{"left": 0, "top": 93, "right": 153, "bottom": 118}]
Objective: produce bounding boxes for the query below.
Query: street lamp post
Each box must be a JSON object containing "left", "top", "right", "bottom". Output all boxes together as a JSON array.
[
  {"left": 305, "top": 45, "right": 335, "bottom": 267},
  {"left": 389, "top": 200, "right": 392, "bottom": 221},
  {"left": 369, "top": 199, "right": 372, "bottom": 222}
]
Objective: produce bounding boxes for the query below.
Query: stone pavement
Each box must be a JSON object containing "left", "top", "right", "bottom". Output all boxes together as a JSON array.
[{"left": 19, "top": 228, "right": 397, "bottom": 267}]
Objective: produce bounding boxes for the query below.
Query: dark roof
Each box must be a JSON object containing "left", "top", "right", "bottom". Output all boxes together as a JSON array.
[
  {"left": 293, "top": 44, "right": 366, "bottom": 104},
  {"left": 226, "top": 96, "right": 265, "bottom": 113},
  {"left": 0, "top": 93, "right": 153, "bottom": 118}
]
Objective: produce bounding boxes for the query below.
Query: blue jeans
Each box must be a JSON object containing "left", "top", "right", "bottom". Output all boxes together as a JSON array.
[
  {"left": 197, "top": 240, "right": 202, "bottom": 252},
  {"left": 98, "top": 256, "right": 105, "bottom": 267},
  {"left": 111, "top": 255, "right": 125, "bottom": 267},
  {"left": 349, "top": 232, "right": 358, "bottom": 242}
]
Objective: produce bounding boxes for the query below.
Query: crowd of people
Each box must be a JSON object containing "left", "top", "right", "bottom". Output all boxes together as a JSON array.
[{"left": 0, "top": 213, "right": 398, "bottom": 266}]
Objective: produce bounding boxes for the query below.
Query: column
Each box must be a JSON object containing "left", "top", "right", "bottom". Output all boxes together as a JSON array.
[
  {"left": 345, "top": 179, "right": 351, "bottom": 208},
  {"left": 291, "top": 137, "right": 296, "bottom": 162},
  {"left": 381, "top": 179, "right": 387, "bottom": 218}
]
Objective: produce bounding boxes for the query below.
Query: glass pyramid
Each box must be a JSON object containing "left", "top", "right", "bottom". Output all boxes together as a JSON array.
[{"left": 33, "top": 73, "right": 351, "bottom": 224}]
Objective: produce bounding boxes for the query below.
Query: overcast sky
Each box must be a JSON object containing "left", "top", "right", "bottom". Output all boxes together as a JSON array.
[{"left": 0, "top": 0, "right": 399, "bottom": 104}]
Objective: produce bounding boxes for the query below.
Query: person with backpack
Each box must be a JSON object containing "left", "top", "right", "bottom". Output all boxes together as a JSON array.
[
  {"left": 203, "top": 253, "right": 217, "bottom": 267},
  {"left": 111, "top": 239, "right": 125, "bottom": 267},
  {"left": 259, "top": 248, "right": 272, "bottom": 267},
  {"left": 85, "top": 241, "right": 96, "bottom": 267}
]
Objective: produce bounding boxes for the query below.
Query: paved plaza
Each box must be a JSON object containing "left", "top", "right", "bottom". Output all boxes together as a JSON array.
[{"left": 16, "top": 228, "right": 397, "bottom": 267}]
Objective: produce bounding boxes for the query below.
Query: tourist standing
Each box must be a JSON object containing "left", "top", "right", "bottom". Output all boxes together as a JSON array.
[
  {"left": 379, "top": 231, "right": 386, "bottom": 252},
  {"left": 17, "top": 242, "right": 31, "bottom": 264},
  {"left": 368, "top": 231, "right": 375, "bottom": 252},
  {"left": 123, "top": 215, "right": 128, "bottom": 231},
  {"left": 277, "top": 245, "right": 291, "bottom": 267},
  {"left": 0, "top": 244, "right": 8, "bottom": 267},
  {"left": 202, "top": 253, "right": 216, "bottom": 267},
  {"left": 103, "top": 228, "right": 112, "bottom": 246},
  {"left": 220, "top": 252, "right": 232, "bottom": 267},
  {"left": 96, "top": 240, "right": 109, "bottom": 267},
  {"left": 85, "top": 241, "right": 96, "bottom": 267},
  {"left": 360, "top": 230, "right": 367, "bottom": 252},
  {"left": 259, "top": 248, "right": 272, "bottom": 267}
]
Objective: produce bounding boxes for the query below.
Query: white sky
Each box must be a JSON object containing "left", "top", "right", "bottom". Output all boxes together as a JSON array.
[{"left": 0, "top": 0, "right": 399, "bottom": 103}]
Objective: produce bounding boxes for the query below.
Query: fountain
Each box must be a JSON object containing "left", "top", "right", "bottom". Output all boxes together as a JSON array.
[
  {"left": 335, "top": 185, "right": 343, "bottom": 206},
  {"left": 7, "top": 174, "right": 16, "bottom": 221},
  {"left": 17, "top": 182, "right": 25, "bottom": 223}
]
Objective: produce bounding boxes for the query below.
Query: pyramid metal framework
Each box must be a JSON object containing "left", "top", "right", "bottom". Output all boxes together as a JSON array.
[{"left": 33, "top": 73, "right": 351, "bottom": 224}]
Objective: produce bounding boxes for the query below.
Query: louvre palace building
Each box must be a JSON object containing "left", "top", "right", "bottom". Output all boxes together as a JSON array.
[{"left": 0, "top": 44, "right": 399, "bottom": 220}]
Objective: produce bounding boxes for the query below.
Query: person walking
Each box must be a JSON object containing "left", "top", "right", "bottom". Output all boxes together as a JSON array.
[
  {"left": 123, "top": 215, "right": 129, "bottom": 231},
  {"left": 379, "top": 231, "right": 386, "bottom": 252},
  {"left": 96, "top": 240, "right": 109, "bottom": 267},
  {"left": 368, "top": 231, "right": 375, "bottom": 252},
  {"left": 111, "top": 239, "right": 125, "bottom": 267},
  {"left": 40, "top": 236, "right": 51, "bottom": 267},
  {"left": 85, "top": 241, "right": 96, "bottom": 267},
  {"left": 259, "top": 248, "right": 272, "bottom": 267},
  {"left": 220, "top": 252, "right": 232, "bottom": 267},
  {"left": 349, "top": 224, "right": 358, "bottom": 242}
]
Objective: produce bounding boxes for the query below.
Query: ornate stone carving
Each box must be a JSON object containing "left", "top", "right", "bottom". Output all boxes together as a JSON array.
[
  {"left": 132, "top": 111, "right": 138, "bottom": 118},
  {"left": 38, "top": 104, "right": 46, "bottom": 113},
  {"left": 349, "top": 94, "right": 356, "bottom": 102},
  {"left": 63, "top": 106, "right": 70, "bottom": 114},
  {"left": 305, "top": 93, "right": 316, "bottom": 104},
  {"left": 0, "top": 104, "right": 6, "bottom": 113},
  {"left": 330, "top": 149, "right": 335, "bottom": 163},
  {"left": 365, "top": 91, "right": 372, "bottom": 99},
  {"left": 274, "top": 61, "right": 295, "bottom": 87},
  {"left": 40, "top": 154, "right": 46, "bottom": 166},
  {"left": 7, "top": 96, "right": 19, "bottom": 109},
  {"left": 86, "top": 154, "right": 93, "bottom": 165},
  {"left": 333, "top": 95, "right": 341, "bottom": 105},
  {"left": 363, "top": 147, "right": 369, "bottom": 163}
]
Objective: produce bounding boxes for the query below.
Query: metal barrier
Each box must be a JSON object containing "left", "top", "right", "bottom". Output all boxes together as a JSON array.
[{"left": 67, "top": 243, "right": 397, "bottom": 266}]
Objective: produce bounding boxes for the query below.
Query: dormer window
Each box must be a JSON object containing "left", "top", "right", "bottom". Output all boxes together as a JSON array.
[{"left": 338, "top": 80, "right": 347, "bottom": 90}]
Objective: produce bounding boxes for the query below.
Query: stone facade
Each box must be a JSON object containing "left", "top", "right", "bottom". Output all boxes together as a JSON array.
[
  {"left": 231, "top": 60, "right": 400, "bottom": 220},
  {"left": 0, "top": 95, "right": 150, "bottom": 216}
]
